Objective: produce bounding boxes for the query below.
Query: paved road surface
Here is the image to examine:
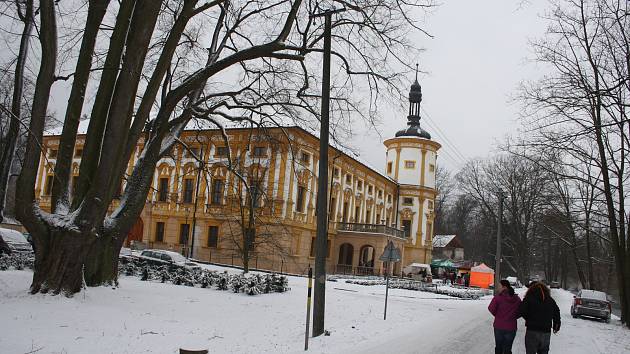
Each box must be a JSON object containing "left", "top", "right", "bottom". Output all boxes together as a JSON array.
[{"left": 362, "top": 289, "right": 622, "bottom": 354}]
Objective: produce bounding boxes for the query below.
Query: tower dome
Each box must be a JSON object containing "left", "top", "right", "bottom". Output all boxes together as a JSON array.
[{"left": 395, "top": 65, "right": 431, "bottom": 139}]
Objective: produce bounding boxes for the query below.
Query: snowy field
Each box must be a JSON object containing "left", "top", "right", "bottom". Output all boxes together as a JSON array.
[{"left": 1, "top": 268, "right": 629, "bottom": 354}]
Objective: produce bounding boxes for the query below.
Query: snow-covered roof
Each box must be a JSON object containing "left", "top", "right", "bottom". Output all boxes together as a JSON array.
[
  {"left": 433, "top": 235, "right": 457, "bottom": 248},
  {"left": 44, "top": 120, "right": 393, "bottom": 182},
  {"left": 292, "top": 126, "right": 392, "bottom": 181},
  {"left": 44, "top": 119, "right": 91, "bottom": 136},
  {"left": 186, "top": 123, "right": 392, "bottom": 180}
]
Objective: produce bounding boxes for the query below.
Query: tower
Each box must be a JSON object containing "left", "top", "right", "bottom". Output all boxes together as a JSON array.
[{"left": 383, "top": 67, "right": 441, "bottom": 264}]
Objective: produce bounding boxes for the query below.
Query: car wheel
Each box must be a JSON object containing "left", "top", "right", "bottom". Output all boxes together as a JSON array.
[{"left": 605, "top": 317, "right": 610, "bottom": 324}]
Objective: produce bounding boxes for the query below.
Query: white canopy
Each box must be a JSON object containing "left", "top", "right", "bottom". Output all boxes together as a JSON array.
[{"left": 403, "top": 263, "right": 431, "bottom": 274}]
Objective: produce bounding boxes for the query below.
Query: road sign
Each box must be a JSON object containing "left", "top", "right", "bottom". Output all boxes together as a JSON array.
[
  {"left": 379, "top": 241, "right": 401, "bottom": 262},
  {"left": 380, "top": 240, "right": 401, "bottom": 321}
]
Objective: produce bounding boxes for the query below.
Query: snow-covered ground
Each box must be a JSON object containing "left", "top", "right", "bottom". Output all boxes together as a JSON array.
[{"left": 1, "top": 269, "right": 629, "bottom": 354}]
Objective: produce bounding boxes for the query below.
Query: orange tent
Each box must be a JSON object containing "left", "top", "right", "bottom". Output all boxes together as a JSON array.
[{"left": 469, "top": 263, "right": 494, "bottom": 288}]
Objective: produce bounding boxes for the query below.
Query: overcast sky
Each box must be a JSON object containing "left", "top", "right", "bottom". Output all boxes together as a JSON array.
[
  {"left": 350, "top": 0, "right": 550, "bottom": 174},
  {"left": 2, "top": 0, "right": 551, "bottom": 176}
]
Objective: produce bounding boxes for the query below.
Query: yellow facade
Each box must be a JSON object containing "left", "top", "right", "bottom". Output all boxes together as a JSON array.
[{"left": 37, "top": 126, "right": 437, "bottom": 276}]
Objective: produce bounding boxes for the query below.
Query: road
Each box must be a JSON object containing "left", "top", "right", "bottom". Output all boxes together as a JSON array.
[{"left": 356, "top": 289, "right": 627, "bottom": 354}]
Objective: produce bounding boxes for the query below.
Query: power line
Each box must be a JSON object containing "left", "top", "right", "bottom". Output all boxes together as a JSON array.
[
  {"left": 421, "top": 118, "right": 465, "bottom": 166},
  {"left": 421, "top": 106, "right": 469, "bottom": 164},
  {"left": 415, "top": 111, "right": 467, "bottom": 169}
]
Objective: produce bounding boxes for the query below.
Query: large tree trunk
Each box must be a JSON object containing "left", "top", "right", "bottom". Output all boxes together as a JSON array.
[
  {"left": 30, "top": 228, "right": 95, "bottom": 295},
  {"left": 29, "top": 227, "right": 125, "bottom": 294},
  {"left": 84, "top": 230, "right": 125, "bottom": 286}
]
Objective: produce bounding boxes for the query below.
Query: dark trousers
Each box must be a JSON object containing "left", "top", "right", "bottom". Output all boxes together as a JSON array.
[
  {"left": 494, "top": 328, "right": 516, "bottom": 354},
  {"left": 525, "top": 329, "right": 551, "bottom": 354}
]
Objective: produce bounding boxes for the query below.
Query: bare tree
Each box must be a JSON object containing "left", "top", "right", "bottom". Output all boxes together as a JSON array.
[
  {"left": 219, "top": 128, "right": 292, "bottom": 273},
  {"left": 11, "top": 0, "right": 434, "bottom": 295},
  {"left": 433, "top": 165, "right": 454, "bottom": 235},
  {"left": 457, "top": 154, "right": 551, "bottom": 281},
  {"left": 0, "top": 0, "right": 34, "bottom": 223},
  {"left": 519, "top": 0, "right": 630, "bottom": 325}
]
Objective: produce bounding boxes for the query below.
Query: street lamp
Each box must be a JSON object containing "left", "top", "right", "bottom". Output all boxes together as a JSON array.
[{"left": 312, "top": 6, "right": 345, "bottom": 339}]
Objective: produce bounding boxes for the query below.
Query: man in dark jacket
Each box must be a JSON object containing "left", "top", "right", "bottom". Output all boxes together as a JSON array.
[{"left": 519, "top": 282, "right": 561, "bottom": 354}]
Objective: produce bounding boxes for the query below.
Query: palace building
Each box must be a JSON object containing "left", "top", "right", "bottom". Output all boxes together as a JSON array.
[{"left": 37, "top": 78, "right": 440, "bottom": 276}]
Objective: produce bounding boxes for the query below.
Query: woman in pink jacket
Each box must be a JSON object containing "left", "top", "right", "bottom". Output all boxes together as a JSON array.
[{"left": 488, "top": 279, "right": 522, "bottom": 354}]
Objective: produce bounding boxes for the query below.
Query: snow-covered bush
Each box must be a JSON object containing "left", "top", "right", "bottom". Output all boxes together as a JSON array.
[
  {"left": 244, "top": 275, "right": 263, "bottom": 296},
  {"left": 117, "top": 257, "right": 289, "bottom": 295},
  {"left": 272, "top": 274, "right": 289, "bottom": 293},
  {"left": 0, "top": 253, "right": 34, "bottom": 271},
  {"left": 342, "top": 278, "right": 486, "bottom": 299}
]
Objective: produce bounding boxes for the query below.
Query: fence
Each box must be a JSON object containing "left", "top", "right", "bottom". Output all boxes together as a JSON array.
[
  {"left": 136, "top": 242, "right": 403, "bottom": 277},
  {"left": 336, "top": 222, "right": 407, "bottom": 239}
]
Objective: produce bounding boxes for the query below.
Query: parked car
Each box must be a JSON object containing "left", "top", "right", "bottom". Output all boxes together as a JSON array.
[
  {"left": 550, "top": 281, "right": 561, "bottom": 289},
  {"left": 119, "top": 247, "right": 134, "bottom": 260},
  {"left": 0, "top": 227, "right": 33, "bottom": 255},
  {"left": 137, "top": 249, "right": 201, "bottom": 270},
  {"left": 506, "top": 276, "right": 521, "bottom": 287},
  {"left": 571, "top": 289, "right": 612, "bottom": 323}
]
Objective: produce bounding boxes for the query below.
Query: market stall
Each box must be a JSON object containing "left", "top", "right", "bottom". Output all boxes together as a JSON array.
[{"left": 469, "top": 263, "right": 494, "bottom": 288}]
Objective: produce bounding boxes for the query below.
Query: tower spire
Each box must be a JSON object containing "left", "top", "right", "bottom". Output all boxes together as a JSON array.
[
  {"left": 394, "top": 66, "right": 431, "bottom": 139},
  {"left": 415, "top": 63, "right": 419, "bottom": 83},
  {"left": 408, "top": 65, "right": 422, "bottom": 118}
]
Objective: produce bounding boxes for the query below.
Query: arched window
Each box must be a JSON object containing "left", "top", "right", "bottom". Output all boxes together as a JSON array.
[
  {"left": 338, "top": 243, "right": 354, "bottom": 265},
  {"left": 359, "top": 245, "right": 375, "bottom": 268}
]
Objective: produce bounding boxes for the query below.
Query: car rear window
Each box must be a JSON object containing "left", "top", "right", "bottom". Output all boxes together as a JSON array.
[{"left": 581, "top": 290, "right": 607, "bottom": 301}]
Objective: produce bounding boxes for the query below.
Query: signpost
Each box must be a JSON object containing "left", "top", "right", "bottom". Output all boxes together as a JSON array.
[{"left": 380, "top": 240, "right": 401, "bottom": 320}]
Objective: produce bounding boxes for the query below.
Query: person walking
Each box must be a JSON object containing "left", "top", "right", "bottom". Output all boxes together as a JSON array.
[
  {"left": 519, "top": 281, "right": 561, "bottom": 354},
  {"left": 488, "top": 279, "right": 522, "bottom": 354}
]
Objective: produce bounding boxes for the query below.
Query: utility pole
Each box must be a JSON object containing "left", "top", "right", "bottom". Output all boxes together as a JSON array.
[
  {"left": 312, "top": 7, "right": 345, "bottom": 338},
  {"left": 494, "top": 191, "right": 504, "bottom": 295}
]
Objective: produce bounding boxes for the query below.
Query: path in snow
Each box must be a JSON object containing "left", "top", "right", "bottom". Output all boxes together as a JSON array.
[{"left": 351, "top": 288, "right": 629, "bottom": 354}]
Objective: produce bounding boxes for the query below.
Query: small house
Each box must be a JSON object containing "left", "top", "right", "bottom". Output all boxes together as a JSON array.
[{"left": 432, "top": 235, "right": 464, "bottom": 261}]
